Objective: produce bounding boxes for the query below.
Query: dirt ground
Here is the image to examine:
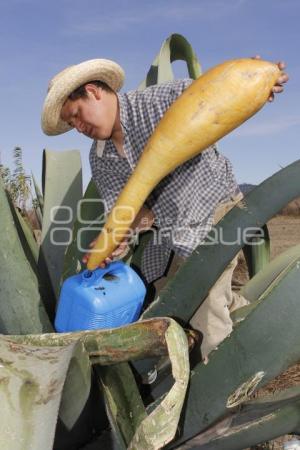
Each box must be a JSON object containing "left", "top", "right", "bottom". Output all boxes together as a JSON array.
[{"left": 268, "top": 215, "right": 300, "bottom": 259}]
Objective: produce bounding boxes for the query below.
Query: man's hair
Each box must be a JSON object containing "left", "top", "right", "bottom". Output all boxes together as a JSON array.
[{"left": 68, "top": 80, "right": 113, "bottom": 101}]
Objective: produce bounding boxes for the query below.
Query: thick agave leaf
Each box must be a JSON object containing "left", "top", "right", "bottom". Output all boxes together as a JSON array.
[
  {"left": 61, "top": 179, "right": 104, "bottom": 282},
  {"left": 2, "top": 318, "right": 189, "bottom": 450},
  {"left": 138, "top": 33, "right": 201, "bottom": 89},
  {"left": 129, "top": 321, "right": 189, "bottom": 450},
  {"left": 92, "top": 319, "right": 189, "bottom": 450},
  {"left": 0, "top": 335, "right": 76, "bottom": 450},
  {"left": 12, "top": 202, "right": 39, "bottom": 265},
  {"left": 231, "top": 243, "right": 300, "bottom": 324},
  {"left": 158, "top": 252, "right": 300, "bottom": 447},
  {"left": 94, "top": 363, "right": 146, "bottom": 448},
  {"left": 40, "top": 149, "right": 82, "bottom": 308},
  {"left": 179, "top": 386, "right": 300, "bottom": 449},
  {"left": 0, "top": 178, "right": 52, "bottom": 334},
  {"left": 242, "top": 242, "right": 300, "bottom": 302},
  {"left": 243, "top": 224, "right": 270, "bottom": 278},
  {"left": 58, "top": 341, "right": 92, "bottom": 430},
  {"left": 3, "top": 189, "right": 39, "bottom": 269}
]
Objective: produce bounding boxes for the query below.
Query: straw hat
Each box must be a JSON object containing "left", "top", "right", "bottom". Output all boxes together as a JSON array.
[{"left": 41, "top": 58, "right": 125, "bottom": 135}]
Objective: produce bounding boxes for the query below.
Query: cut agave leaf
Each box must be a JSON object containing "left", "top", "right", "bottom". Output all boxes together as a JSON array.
[
  {"left": 0, "top": 178, "right": 52, "bottom": 334},
  {"left": 2, "top": 318, "right": 188, "bottom": 450},
  {"left": 180, "top": 386, "right": 300, "bottom": 449},
  {"left": 40, "top": 149, "right": 82, "bottom": 307},
  {"left": 158, "top": 253, "right": 300, "bottom": 447},
  {"left": 62, "top": 179, "right": 104, "bottom": 282},
  {"left": 12, "top": 200, "right": 39, "bottom": 265}
]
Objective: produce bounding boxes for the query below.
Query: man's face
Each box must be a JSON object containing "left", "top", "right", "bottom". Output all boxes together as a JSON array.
[{"left": 60, "top": 84, "right": 117, "bottom": 140}]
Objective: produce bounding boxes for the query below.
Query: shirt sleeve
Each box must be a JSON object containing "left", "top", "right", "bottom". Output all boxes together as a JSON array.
[{"left": 140, "top": 78, "right": 194, "bottom": 119}]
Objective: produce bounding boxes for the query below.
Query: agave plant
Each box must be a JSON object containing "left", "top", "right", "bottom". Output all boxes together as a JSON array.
[{"left": 0, "top": 33, "right": 300, "bottom": 450}]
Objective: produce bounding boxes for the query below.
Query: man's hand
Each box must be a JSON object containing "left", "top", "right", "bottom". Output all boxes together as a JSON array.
[
  {"left": 82, "top": 205, "right": 155, "bottom": 269},
  {"left": 252, "top": 55, "right": 289, "bottom": 102},
  {"left": 82, "top": 236, "right": 130, "bottom": 268}
]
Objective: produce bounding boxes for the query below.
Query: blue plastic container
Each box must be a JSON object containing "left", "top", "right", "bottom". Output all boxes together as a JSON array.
[{"left": 55, "top": 261, "right": 146, "bottom": 332}]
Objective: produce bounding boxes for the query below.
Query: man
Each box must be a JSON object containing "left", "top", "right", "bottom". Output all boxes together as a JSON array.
[{"left": 42, "top": 57, "right": 288, "bottom": 357}]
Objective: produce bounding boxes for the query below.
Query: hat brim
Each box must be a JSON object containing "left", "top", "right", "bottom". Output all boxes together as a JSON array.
[{"left": 41, "top": 59, "right": 125, "bottom": 136}]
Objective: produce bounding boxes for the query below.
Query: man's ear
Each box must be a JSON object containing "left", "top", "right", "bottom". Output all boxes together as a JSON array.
[{"left": 85, "top": 83, "right": 102, "bottom": 100}]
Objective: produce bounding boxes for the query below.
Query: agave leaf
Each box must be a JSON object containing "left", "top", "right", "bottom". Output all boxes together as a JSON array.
[
  {"left": 31, "top": 170, "right": 44, "bottom": 214},
  {"left": 0, "top": 335, "right": 77, "bottom": 450},
  {"left": 138, "top": 33, "right": 202, "bottom": 89},
  {"left": 231, "top": 243, "right": 300, "bottom": 325},
  {"left": 180, "top": 386, "right": 300, "bottom": 449},
  {"left": 92, "top": 318, "right": 189, "bottom": 450},
  {"left": 0, "top": 178, "right": 52, "bottom": 334},
  {"left": 61, "top": 179, "right": 104, "bottom": 282},
  {"left": 40, "top": 149, "right": 82, "bottom": 309},
  {"left": 241, "top": 243, "right": 300, "bottom": 303},
  {"left": 12, "top": 201, "right": 39, "bottom": 265},
  {"left": 243, "top": 224, "right": 270, "bottom": 278},
  {"left": 2, "top": 318, "right": 189, "bottom": 450},
  {"left": 95, "top": 363, "right": 146, "bottom": 448},
  {"left": 129, "top": 320, "right": 189, "bottom": 450},
  {"left": 154, "top": 252, "right": 300, "bottom": 447},
  {"left": 58, "top": 341, "right": 92, "bottom": 430}
]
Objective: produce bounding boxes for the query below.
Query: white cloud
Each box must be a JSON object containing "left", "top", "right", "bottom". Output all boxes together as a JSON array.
[
  {"left": 62, "top": 0, "right": 246, "bottom": 36},
  {"left": 232, "top": 115, "right": 300, "bottom": 137}
]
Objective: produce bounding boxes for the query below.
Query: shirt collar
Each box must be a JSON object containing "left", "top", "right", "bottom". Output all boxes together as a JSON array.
[{"left": 117, "top": 92, "right": 129, "bottom": 136}]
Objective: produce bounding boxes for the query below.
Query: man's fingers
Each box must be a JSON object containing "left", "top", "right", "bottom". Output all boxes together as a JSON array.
[
  {"left": 82, "top": 238, "right": 129, "bottom": 268},
  {"left": 82, "top": 253, "right": 89, "bottom": 263},
  {"left": 88, "top": 239, "right": 96, "bottom": 248},
  {"left": 277, "top": 61, "right": 286, "bottom": 70},
  {"left": 272, "top": 85, "right": 284, "bottom": 94},
  {"left": 112, "top": 245, "right": 128, "bottom": 257},
  {"left": 104, "top": 257, "right": 113, "bottom": 265},
  {"left": 277, "top": 73, "right": 289, "bottom": 84}
]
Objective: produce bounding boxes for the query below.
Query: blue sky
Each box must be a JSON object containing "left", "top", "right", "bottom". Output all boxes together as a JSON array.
[{"left": 0, "top": 0, "right": 299, "bottom": 189}]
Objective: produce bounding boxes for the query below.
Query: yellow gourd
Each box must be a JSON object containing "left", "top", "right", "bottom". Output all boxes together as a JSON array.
[{"left": 87, "top": 58, "right": 281, "bottom": 270}]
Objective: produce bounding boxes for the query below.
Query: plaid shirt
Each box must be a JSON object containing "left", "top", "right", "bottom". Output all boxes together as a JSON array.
[{"left": 89, "top": 79, "right": 239, "bottom": 283}]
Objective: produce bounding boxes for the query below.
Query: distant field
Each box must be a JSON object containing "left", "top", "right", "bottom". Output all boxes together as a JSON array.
[{"left": 268, "top": 214, "right": 300, "bottom": 258}]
